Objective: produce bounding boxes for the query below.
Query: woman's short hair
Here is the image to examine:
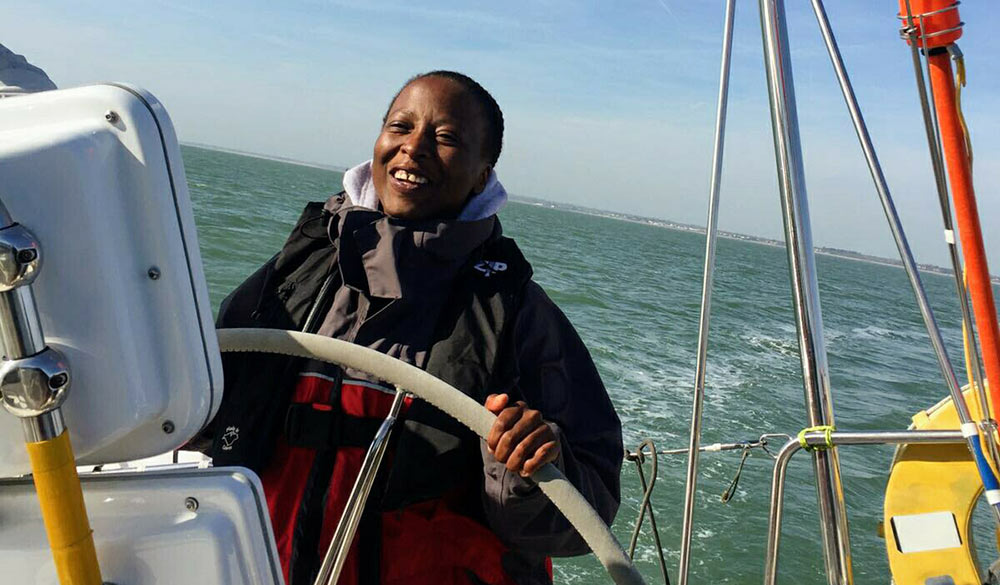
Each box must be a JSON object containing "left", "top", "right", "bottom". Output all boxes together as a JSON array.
[{"left": 385, "top": 71, "right": 504, "bottom": 166}]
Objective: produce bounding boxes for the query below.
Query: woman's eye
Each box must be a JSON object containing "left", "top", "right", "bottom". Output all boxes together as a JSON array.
[
  {"left": 437, "top": 133, "right": 458, "bottom": 145},
  {"left": 387, "top": 121, "right": 408, "bottom": 132}
]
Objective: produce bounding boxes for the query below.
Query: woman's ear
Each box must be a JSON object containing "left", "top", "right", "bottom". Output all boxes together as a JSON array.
[{"left": 473, "top": 165, "right": 492, "bottom": 195}]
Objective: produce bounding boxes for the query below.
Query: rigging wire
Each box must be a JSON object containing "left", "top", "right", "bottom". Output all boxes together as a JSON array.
[
  {"left": 624, "top": 433, "right": 785, "bottom": 583},
  {"left": 625, "top": 434, "right": 788, "bottom": 460}
]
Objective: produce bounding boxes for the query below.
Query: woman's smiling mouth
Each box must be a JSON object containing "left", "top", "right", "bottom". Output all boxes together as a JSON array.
[{"left": 391, "top": 169, "right": 429, "bottom": 185}]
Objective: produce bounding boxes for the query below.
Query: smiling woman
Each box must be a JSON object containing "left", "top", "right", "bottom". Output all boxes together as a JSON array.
[
  {"left": 373, "top": 72, "right": 500, "bottom": 221},
  {"left": 200, "top": 71, "right": 625, "bottom": 585}
]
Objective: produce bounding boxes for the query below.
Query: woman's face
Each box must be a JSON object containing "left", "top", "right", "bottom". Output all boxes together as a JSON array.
[{"left": 372, "top": 76, "right": 491, "bottom": 221}]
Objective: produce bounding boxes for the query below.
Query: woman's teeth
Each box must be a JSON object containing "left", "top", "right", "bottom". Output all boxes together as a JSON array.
[{"left": 393, "top": 170, "right": 428, "bottom": 184}]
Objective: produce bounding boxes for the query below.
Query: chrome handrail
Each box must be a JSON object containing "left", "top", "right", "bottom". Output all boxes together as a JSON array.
[
  {"left": 758, "top": 0, "right": 852, "bottom": 582},
  {"left": 763, "top": 430, "right": 965, "bottom": 585}
]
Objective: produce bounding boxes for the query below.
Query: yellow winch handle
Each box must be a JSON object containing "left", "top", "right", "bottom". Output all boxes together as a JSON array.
[{"left": 26, "top": 430, "right": 102, "bottom": 585}]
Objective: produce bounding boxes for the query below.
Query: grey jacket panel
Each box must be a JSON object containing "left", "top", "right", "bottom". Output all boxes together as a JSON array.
[
  {"left": 316, "top": 200, "right": 497, "bottom": 370},
  {"left": 481, "top": 281, "right": 623, "bottom": 556}
]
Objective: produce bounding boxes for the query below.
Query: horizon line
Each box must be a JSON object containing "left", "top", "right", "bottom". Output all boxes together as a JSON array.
[{"left": 179, "top": 142, "right": 996, "bottom": 282}]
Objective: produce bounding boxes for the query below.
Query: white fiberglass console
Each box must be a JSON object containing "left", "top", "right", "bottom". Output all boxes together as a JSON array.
[
  {"left": 0, "top": 468, "right": 281, "bottom": 585},
  {"left": 0, "top": 84, "right": 222, "bottom": 472}
]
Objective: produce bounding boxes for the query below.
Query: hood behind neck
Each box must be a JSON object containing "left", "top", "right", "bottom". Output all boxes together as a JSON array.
[{"left": 342, "top": 160, "right": 507, "bottom": 222}]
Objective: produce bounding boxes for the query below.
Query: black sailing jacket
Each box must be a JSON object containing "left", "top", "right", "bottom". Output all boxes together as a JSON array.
[{"left": 200, "top": 195, "right": 623, "bottom": 584}]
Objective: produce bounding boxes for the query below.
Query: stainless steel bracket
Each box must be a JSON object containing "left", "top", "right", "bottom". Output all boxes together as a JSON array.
[
  {"left": 0, "top": 224, "right": 41, "bottom": 291},
  {"left": 0, "top": 348, "right": 70, "bottom": 418},
  {"left": 0, "top": 206, "right": 71, "bottom": 441}
]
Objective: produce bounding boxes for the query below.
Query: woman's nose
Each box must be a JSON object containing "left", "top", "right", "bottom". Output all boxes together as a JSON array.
[{"left": 401, "top": 128, "right": 433, "bottom": 158}]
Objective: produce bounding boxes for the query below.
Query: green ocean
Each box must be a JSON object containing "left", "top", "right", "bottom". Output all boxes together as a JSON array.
[{"left": 183, "top": 144, "right": 993, "bottom": 584}]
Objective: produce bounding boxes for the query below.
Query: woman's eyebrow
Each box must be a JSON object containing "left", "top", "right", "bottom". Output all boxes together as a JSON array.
[{"left": 431, "top": 116, "right": 463, "bottom": 128}]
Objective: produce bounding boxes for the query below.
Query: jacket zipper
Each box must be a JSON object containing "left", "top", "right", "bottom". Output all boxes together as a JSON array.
[{"left": 302, "top": 271, "right": 336, "bottom": 334}]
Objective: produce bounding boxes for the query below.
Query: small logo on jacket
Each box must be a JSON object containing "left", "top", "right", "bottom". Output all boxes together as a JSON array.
[
  {"left": 474, "top": 260, "right": 507, "bottom": 277},
  {"left": 221, "top": 426, "right": 240, "bottom": 451}
]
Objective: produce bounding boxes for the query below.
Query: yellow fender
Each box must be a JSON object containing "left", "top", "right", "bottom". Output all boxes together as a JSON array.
[{"left": 884, "top": 387, "right": 995, "bottom": 585}]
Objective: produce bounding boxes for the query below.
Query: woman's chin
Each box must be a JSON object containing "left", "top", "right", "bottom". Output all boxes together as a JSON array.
[
  {"left": 379, "top": 193, "right": 463, "bottom": 222},
  {"left": 380, "top": 198, "right": 427, "bottom": 221}
]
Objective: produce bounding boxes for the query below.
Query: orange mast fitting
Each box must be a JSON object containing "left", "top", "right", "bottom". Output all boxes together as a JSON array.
[{"left": 898, "top": 0, "right": 963, "bottom": 48}]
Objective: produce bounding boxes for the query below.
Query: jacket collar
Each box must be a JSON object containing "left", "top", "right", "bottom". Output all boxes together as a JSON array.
[{"left": 327, "top": 198, "right": 498, "bottom": 300}]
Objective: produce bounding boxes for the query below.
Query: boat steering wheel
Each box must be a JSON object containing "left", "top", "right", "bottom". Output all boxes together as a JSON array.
[{"left": 217, "top": 328, "right": 645, "bottom": 585}]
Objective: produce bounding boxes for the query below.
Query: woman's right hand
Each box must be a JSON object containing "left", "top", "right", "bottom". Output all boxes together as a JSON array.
[{"left": 484, "top": 393, "right": 560, "bottom": 477}]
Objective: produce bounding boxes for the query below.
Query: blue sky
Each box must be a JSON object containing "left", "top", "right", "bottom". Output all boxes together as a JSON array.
[{"left": 3, "top": 0, "right": 998, "bottom": 266}]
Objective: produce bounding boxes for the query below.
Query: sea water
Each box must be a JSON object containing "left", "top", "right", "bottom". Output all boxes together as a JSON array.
[{"left": 184, "top": 144, "right": 994, "bottom": 584}]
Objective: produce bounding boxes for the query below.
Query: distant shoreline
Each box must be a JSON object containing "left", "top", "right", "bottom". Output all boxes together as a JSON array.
[
  {"left": 510, "top": 196, "right": 999, "bottom": 283},
  {"left": 182, "top": 143, "right": 998, "bottom": 283},
  {"left": 181, "top": 142, "right": 346, "bottom": 173}
]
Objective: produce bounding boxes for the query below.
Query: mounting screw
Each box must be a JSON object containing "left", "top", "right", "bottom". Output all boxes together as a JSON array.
[
  {"left": 147, "top": 266, "right": 161, "bottom": 280},
  {"left": 104, "top": 111, "right": 119, "bottom": 124},
  {"left": 162, "top": 420, "right": 175, "bottom": 434},
  {"left": 184, "top": 497, "right": 199, "bottom": 512},
  {"left": 16, "top": 249, "right": 37, "bottom": 264}
]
